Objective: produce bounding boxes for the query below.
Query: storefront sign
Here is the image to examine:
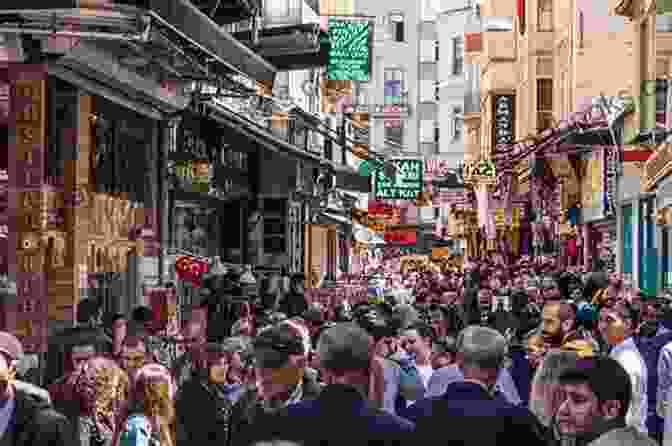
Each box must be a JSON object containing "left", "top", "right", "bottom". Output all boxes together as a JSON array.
[
  {"left": 174, "top": 160, "right": 213, "bottom": 193},
  {"left": 175, "top": 256, "right": 209, "bottom": 286},
  {"left": 384, "top": 228, "right": 417, "bottom": 245},
  {"left": 425, "top": 159, "right": 452, "bottom": 178},
  {"left": 327, "top": 19, "right": 371, "bottom": 82},
  {"left": 374, "top": 158, "right": 423, "bottom": 200},
  {"left": 368, "top": 201, "right": 400, "bottom": 224},
  {"left": 492, "top": 94, "right": 515, "bottom": 151},
  {"left": 604, "top": 146, "right": 617, "bottom": 217}
]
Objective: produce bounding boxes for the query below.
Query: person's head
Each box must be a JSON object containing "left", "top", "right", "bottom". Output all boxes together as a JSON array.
[
  {"left": 128, "top": 364, "right": 176, "bottom": 446},
  {"left": 455, "top": 325, "right": 508, "bottom": 389},
  {"left": 541, "top": 302, "right": 575, "bottom": 345},
  {"left": 525, "top": 334, "right": 548, "bottom": 370},
  {"left": 597, "top": 302, "right": 638, "bottom": 346},
  {"left": 400, "top": 322, "right": 433, "bottom": 362},
  {"left": 131, "top": 306, "right": 155, "bottom": 331},
  {"left": 221, "top": 336, "right": 252, "bottom": 383},
  {"left": 181, "top": 320, "right": 206, "bottom": 354},
  {"left": 71, "top": 356, "right": 128, "bottom": 433},
  {"left": 0, "top": 332, "right": 22, "bottom": 400},
  {"left": 202, "top": 342, "right": 236, "bottom": 384},
  {"left": 528, "top": 350, "right": 579, "bottom": 427},
  {"left": 70, "top": 342, "right": 98, "bottom": 371},
  {"left": 431, "top": 336, "right": 457, "bottom": 369},
  {"left": 556, "top": 357, "right": 631, "bottom": 437},
  {"left": 77, "top": 298, "right": 103, "bottom": 326},
  {"left": 119, "top": 336, "right": 148, "bottom": 378},
  {"left": 252, "top": 324, "right": 307, "bottom": 401},
  {"left": 316, "top": 323, "right": 372, "bottom": 387}
]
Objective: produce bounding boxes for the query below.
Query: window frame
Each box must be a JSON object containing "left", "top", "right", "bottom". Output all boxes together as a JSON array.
[
  {"left": 536, "top": 77, "right": 553, "bottom": 131},
  {"left": 453, "top": 107, "right": 463, "bottom": 141},
  {"left": 452, "top": 37, "right": 464, "bottom": 76},
  {"left": 384, "top": 68, "right": 405, "bottom": 105},
  {"left": 384, "top": 120, "right": 404, "bottom": 150},
  {"left": 389, "top": 12, "right": 405, "bottom": 42}
]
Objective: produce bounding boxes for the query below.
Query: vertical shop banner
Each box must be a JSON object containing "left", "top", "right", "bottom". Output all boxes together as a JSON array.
[{"left": 492, "top": 95, "right": 516, "bottom": 151}]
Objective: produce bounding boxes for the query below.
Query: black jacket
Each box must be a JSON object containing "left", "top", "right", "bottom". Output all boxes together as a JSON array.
[
  {"left": 227, "top": 368, "right": 322, "bottom": 446},
  {"left": 0, "top": 383, "right": 74, "bottom": 446},
  {"left": 248, "top": 384, "right": 413, "bottom": 446},
  {"left": 405, "top": 381, "right": 547, "bottom": 446},
  {"left": 175, "top": 373, "right": 243, "bottom": 446},
  {"left": 277, "top": 293, "right": 308, "bottom": 319}
]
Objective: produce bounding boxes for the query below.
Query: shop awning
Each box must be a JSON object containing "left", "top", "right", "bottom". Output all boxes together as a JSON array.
[
  {"left": 0, "top": 0, "right": 276, "bottom": 85},
  {"left": 233, "top": 24, "right": 329, "bottom": 71},
  {"left": 205, "top": 101, "right": 371, "bottom": 192}
]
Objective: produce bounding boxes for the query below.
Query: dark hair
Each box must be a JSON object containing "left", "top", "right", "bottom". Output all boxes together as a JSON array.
[
  {"left": 121, "top": 335, "right": 147, "bottom": 350},
  {"left": 77, "top": 298, "right": 102, "bottom": 324},
  {"left": 558, "top": 356, "right": 631, "bottom": 418},
  {"left": 403, "top": 322, "right": 434, "bottom": 341},
  {"left": 132, "top": 306, "right": 154, "bottom": 323}
]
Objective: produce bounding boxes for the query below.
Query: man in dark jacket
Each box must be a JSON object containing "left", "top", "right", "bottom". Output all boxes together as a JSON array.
[
  {"left": 227, "top": 323, "right": 322, "bottom": 446},
  {"left": 405, "top": 325, "right": 547, "bottom": 446},
  {"left": 247, "top": 323, "right": 413, "bottom": 446},
  {"left": 176, "top": 342, "right": 245, "bottom": 446},
  {"left": 0, "top": 331, "right": 73, "bottom": 446},
  {"left": 277, "top": 274, "right": 308, "bottom": 319}
]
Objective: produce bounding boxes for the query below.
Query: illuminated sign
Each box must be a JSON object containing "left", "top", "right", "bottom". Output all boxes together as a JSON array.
[
  {"left": 374, "top": 158, "right": 423, "bottom": 200},
  {"left": 492, "top": 94, "right": 515, "bottom": 150},
  {"left": 327, "top": 19, "right": 371, "bottom": 81},
  {"left": 384, "top": 228, "right": 417, "bottom": 245}
]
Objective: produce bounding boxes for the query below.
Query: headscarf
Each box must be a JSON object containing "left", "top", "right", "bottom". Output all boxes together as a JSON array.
[{"left": 72, "top": 357, "right": 128, "bottom": 440}]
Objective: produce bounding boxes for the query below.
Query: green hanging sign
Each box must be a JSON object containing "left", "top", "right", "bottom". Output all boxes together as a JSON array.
[
  {"left": 327, "top": 19, "right": 372, "bottom": 81},
  {"left": 373, "top": 159, "right": 423, "bottom": 200}
]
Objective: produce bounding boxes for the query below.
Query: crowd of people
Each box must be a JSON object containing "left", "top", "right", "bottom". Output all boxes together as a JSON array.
[{"left": 3, "top": 255, "right": 672, "bottom": 446}]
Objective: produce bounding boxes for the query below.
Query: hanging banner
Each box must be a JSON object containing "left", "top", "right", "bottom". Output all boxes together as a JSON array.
[
  {"left": 492, "top": 94, "right": 516, "bottom": 151},
  {"left": 384, "top": 227, "right": 417, "bottom": 245}
]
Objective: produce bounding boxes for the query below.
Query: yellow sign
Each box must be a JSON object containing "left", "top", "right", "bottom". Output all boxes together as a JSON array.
[{"left": 511, "top": 208, "right": 521, "bottom": 228}]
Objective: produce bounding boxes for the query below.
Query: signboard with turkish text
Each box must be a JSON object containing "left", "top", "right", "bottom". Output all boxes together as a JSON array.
[
  {"left": 374, "top": 158, "right": 423, "bottom": 200},
  {"left": 384, "top": 228, "right": 417, "bottom": 245},
  {"left": 492, "top": 94, "right": 515, "bottom": 151},
  {"left": 327, "top": 19, "right": 372, "bottom": 81}
]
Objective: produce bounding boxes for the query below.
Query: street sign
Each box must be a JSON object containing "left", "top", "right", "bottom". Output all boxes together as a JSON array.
[{"left": 373, "top": 158, "right": 423, "bottom": 200}]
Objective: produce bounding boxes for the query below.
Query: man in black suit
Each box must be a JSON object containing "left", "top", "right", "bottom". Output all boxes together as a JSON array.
[
  {"left": 247, "top": 323, "right": 414, "bottom": 446},
  {"left": 405, "top": 325, "right": 547, "bottom": 446}
]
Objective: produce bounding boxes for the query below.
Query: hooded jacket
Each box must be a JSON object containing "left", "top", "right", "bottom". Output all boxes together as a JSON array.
[{"left": 0, "top": 381, "right": 74, "bottom": 446}]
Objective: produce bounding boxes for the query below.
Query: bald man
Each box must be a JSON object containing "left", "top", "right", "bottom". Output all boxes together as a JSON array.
[{"left": 173, "top": 320, "right": 207, "bottom": 389}]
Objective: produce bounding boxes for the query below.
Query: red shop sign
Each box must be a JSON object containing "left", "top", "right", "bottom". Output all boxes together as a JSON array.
[{"left": 384, "top": 229, "right": 417, "bottom": 245}]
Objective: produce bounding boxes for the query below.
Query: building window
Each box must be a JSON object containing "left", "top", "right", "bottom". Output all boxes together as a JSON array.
[
  {"left": 263, "top": 198, "right": 287, "bottom": 254},
  {"left": 453, "top": 107, "right": 463, "bottom": 141},
  {"left": 536, "top": 78, "right": 553, "bottom": 131},
  {"left": 452, "top": 37, "right": 464, "bottom": 75},
  {"left": 538, "top": 0, "right": 552, "bottom": 31},
  {"left": 384, "top": 69, "right": 405, "bottom": 104},
  {"left": 384, "top": 121, "right": 404, "bottom": 151},
  {"left": 435, "top": 41, "right": 439, "bottom": 61},
  {"left": 434, "top": 124, "right": 440, "bottom": 144},
  {"left": 434, "top": 207, "right": 441, "bottom": 219},
  {"left": 390, "top": 13, "right": 405, "bottom": 42},
  {"left": 657, "top": 14, "right": 672, "bottom": 32}
]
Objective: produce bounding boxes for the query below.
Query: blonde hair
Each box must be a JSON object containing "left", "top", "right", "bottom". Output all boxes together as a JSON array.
[{"left": 115, "top": 364, "right": 176, "bottom": 446}]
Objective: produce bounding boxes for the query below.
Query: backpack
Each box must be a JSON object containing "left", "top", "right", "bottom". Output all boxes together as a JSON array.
[{"left": 119, "top": 415, "right": 160, "bottom": 446}]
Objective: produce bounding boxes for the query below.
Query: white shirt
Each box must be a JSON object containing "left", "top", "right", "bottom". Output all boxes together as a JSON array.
[{"left": 610, "top": 337, "right": 648, "bottom": 434}]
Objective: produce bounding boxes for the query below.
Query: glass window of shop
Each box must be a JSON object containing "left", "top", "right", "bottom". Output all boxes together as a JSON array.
[
  {"left": 663, "top": 224, "right": 671, "bottom": 289},
  {"left": 639, "top": 197, "right": 657, "bottom": 294},
  {"left": 622, "top": 205, "right": 633, "bottom": 282}
]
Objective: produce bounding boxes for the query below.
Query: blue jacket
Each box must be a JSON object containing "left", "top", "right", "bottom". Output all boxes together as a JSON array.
[
  {"left": 404, "top": 381, "right": 546, "bottom": 446},
  {"left": 246, "top": 384, "right": 414, "bottom": 446}
]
